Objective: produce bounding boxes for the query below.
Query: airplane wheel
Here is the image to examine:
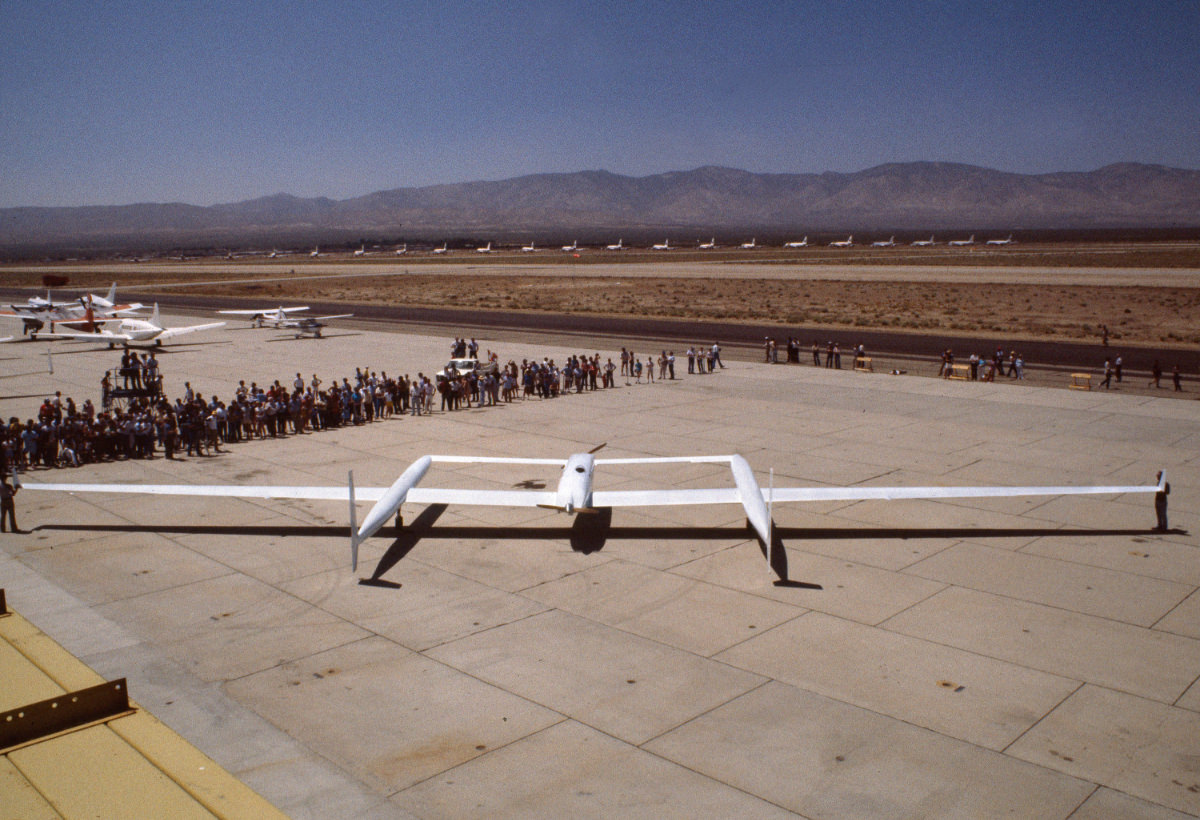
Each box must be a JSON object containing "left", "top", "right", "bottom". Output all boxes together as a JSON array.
[{"left": 155, "top": 340, "right": 162, "bottom": 346}]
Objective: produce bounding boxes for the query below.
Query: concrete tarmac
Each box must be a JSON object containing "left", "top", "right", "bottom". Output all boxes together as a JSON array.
[{"left": 1, "top": 312, "right": 1198, "bottom": 818}]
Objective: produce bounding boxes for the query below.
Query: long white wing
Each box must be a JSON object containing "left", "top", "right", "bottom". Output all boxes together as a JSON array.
[
  {"left": 407, "top": 488, "right": 556, "bottom": 506},
  {"left": 764, "top": 482, "right": 1160, "bottom": 503},
  {"left": 431, "top": 455, "right": 568, "bottom": 466},
  {"left": 219, "top": 307, "right": 309, "bottom": 316},
  {"left": 21, "top": 482, "right": 387, "bottom": 501},
  {"left": 155, "top": 321, "right": 226, "bottom": 340}
]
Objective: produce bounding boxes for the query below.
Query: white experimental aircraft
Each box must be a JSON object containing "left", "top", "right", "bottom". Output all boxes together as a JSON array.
[
  {"left": 829, "top": 235, "right": 854, "bottom": 247},
  {"left": 871, "top": 236, "right": 897, "bottom": 247},
  {"left": 605, "top": 238, "right": 625, "bottom": 251},
  {"left": 19, "top": 448, "right": 1167, "bottom": 576},
  {"left": 784, "top": 237, "right": 809, "bottom": 248},
  {"left": 911, "top": 235, "right": 936, "bottom": 246},
  {"left": 651, "top": 238, "right": 671, "bottom": 250},
  {"left": 49, "top": 304, "right": 225, "bottom": 347},
  {"left": 986, "top": 234, "right": 1014, "bottom": 246},
  {"left": 218, "top": 306, "right": 310, "bottom": 328},
  {"left": 949, "top": 234, "right": 976, "bottom": 246}
]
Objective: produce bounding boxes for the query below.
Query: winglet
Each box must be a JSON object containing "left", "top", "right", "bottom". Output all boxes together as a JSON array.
[
  {"left": 348, "top": 470, "right": 359, "bottom": 572},
  {"left": 1156, "top": 470, "right": 1167, "bottom": 491}
]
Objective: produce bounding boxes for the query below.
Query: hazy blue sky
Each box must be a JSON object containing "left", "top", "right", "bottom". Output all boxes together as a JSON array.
[{"left": 2, "top": 0, "right": 1197, "bottom": 207}]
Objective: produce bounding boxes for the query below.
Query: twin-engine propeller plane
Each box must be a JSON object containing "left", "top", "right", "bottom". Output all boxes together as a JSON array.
[
  {"left": 279, "top": 313, "right": 354, "bottom": 338},
  {"left": 219, "top": 306, "right": 310, "bottom": 328},
  {"left": 19, "top": 446, "right": 1166, "bottom": 578}
]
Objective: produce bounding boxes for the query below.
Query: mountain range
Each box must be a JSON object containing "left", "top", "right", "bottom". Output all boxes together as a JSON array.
[{"left": 2, "top": 162, "right": 1198, "bottom": 253}]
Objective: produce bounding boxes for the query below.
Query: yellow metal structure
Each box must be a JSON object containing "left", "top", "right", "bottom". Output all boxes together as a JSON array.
[{"left": 0, "top": 595, "right": 287, "bottom": 819}]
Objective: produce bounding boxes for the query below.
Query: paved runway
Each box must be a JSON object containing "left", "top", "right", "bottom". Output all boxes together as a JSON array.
[{"left": 2, "top": 311, "right": 1198, "bottom": 818}]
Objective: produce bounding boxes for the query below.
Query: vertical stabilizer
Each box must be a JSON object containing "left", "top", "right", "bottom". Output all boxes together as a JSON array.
[{"left": 348, "top": 471, "right": 359, "bottom": 571}]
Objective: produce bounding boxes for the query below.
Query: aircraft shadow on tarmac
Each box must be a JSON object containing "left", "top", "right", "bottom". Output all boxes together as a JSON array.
[{"left": 36, "top": 516, "right": 1177, "bottom": 592}]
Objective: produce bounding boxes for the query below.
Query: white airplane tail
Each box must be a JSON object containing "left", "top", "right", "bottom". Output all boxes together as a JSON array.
[
  {"left": 151, "top": 303, "right": 161, "bottom": 327},
  {"left": 348, "top": 471, "right": 359, "bottom": 571}
]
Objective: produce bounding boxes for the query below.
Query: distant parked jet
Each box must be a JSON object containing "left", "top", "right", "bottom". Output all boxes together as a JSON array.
[
  {"left": 605, "top": 238, "right": 625, "bottom": 251},
  {"left": 783, "top": 237, "right": 808, "bottom": 248},
  {"left": 476, "top": 242, "right": 493, "bottom": 254},
  {"left": 740, "top": 238, "right": 758, "bottom": 249},
  {"left": 910, "top": 236, "right": 935, "bottom": 246},
  {"left": 698, "top": 238, "right": 717, "bottom": 249},
  {"left": 986, "top": 234, "right": 1014, "bottom": 246},
  {"left": 871, "top": 236, "right": 896, "bottom": 247},
  {"left": 651, "top": 239, "right": 671, "bottom": 250},
  {"left": 829, "top": 235, "right": 853, "bottom": 248},
  {"left": 560, "top": 240, "right": 579, "bottom": 252},
  {"left": 948, "top": 235, "right": 976, "bottom": 246}
]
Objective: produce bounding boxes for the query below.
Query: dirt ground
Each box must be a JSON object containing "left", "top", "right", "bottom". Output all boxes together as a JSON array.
[{"left": 4, "top": 242, "right": 1199, "bottom": 347}]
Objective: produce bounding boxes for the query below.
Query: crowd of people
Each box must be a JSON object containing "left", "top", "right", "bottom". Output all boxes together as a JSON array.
[
  {"left": 1, "top": 339, "right": 726, "bottom": 475},
  {"left": 936, "top": 347, "right": 1026, "bottom": 381}
]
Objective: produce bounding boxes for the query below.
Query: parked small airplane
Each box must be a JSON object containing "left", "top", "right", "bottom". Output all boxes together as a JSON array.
[
  {"left": 49, "top": 304, "right": 225, "bottom": 347},
  {"left": 560, "top": 240, "right": 578, "bottom": 252},
  {"left": 698, "top": 238, "right": 717, "bottom": 249},
  {"left": 784, "top": 237, "right": 808, "bottom": 248},
  {"left": 651, "top": 239, "right": 671, "bottom": 250},
  {"left": 521, "top": 241, "right": 537, "bottom": 253},
  {"left": 432, "top": 243, "right": 449, "bottom": 254},
  {"left": 21, "top": 450, "right": 1167, "bottom": 578},
  {"left": 605, "top": 239, "right": 625, "bottom": 251},
  {"left": 829, "top": 235, "right": 854, "bottom": 247},
  {"left": 2, "top": 285, "right": 143, "bottom": 337},
  {"left": 218, "top": 306, "right": 310, "bottom": 328},
  {"left": 85, "top": 284, "right": 144, "bottom": 316},
  {"left": 277, "top": 313, "right": 354, "bottom": 338},
  {"left": 871, "top": 236, "right": 897, "bottom": 247},
  {"left": 948, "top": 235, "right": 976, "bottom": 246},
  {"left": 476, "top": 242, "right": 492, "bottom": 254},
  {"left": 986, "top": 234, "right": 1014, "bottom": 246},
  {"left": 394, "top": 244, "right": 408, "bottom": 255},
  {"left": 910, "top": 236, "right": 935, "bottom": 246}
]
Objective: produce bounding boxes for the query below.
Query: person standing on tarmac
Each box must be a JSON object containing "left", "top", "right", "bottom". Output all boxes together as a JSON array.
[{"left": 1, "top": 477, "right": 19, "bottom": 533}]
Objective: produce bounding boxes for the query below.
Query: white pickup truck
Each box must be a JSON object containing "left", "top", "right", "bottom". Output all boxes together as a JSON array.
[{"left": 436, "top": 358, "right": 500, "bottom": 382}]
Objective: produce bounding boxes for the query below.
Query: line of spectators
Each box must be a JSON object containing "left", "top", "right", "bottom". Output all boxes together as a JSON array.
[{"left": 1, "top": 341, "right": 695, "bottom": 474}]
